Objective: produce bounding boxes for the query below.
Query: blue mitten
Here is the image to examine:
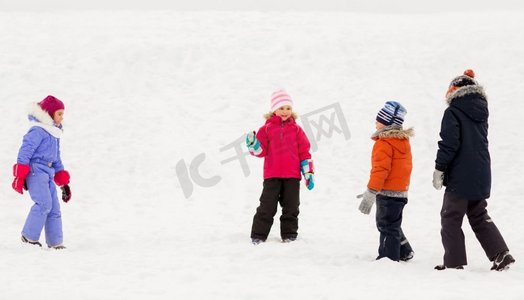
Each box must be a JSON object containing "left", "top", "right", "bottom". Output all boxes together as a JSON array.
[
  {"left": 246, "top": 131, "right": 262, "bottom": 156},
  {"left": 300, "top": 159, "right": 314, "bottom": 190}
]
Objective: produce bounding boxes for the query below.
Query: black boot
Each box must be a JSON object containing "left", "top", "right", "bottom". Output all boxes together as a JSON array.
[
  {"left": 251, "top": 238, "right": 265, "bottom": 245},
  {"left": 434, "top": 265, "right": 464, "bottom": 271},
  {"left": 400, "top": 251, "right": 414, "bottom": 262},
  {"left": 282, "top": 237, "right": 297, "bottom": 243},
  {"left": 48, "top": 244, "right": 67, "bottom": 250},
  {"left": 21, "top": 236, "right": 42, "bottom": 247},
  {"left": 491, "top": 251, "right": 515, "bottom": 271}
]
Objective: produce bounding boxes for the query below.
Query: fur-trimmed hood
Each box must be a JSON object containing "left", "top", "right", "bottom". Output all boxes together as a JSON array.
[
  {"left": 446, "top": 85, "right": 487, "bottom": 105},
  {"left": 446, "top": 85, "right": 488, "bottom": 122},
  {"left": 28, "top": 102, "right": 63, "bottom": 138},
  {"left": 372, "top": 126, "right": 414, "bottom": 140},
  {"left": 264, "top": 111, "right": 298, "bottom": 121},
  {"left": 265, "top": 114, "right": 297, "bottom": 125}
]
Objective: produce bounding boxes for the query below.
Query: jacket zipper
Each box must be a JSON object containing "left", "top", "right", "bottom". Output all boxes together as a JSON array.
[
  {"left": 280, "top": 120, "right": 284, "bottom": 140},
  {"left": 280, "top": 120, "right": 284, "bottom": 175}
]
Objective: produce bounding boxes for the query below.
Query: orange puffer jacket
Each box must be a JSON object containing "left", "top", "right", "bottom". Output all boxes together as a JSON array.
[{"left": 367, "top": 127, "right": 414, "bottom": 192}]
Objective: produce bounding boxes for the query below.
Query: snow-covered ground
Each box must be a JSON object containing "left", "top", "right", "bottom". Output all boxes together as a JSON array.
[{"left": 1, "top": 10, "right": 524, "bottom": 299}]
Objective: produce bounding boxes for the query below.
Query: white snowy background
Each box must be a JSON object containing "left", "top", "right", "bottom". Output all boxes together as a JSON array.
[{"left": 1, "top": 1, "right": 524, "bottom": 299}]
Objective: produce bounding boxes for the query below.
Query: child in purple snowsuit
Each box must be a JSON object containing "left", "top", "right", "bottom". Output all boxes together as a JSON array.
[{"left": 11, "top": 95, "right": 72, "bottom": 249}]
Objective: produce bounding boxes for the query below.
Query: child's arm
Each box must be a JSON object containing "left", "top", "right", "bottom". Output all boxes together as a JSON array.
[
  {"left": 52, "top": 139, "right": 70, "bottom": 187},
  {"left": 367, "top": 141, "right": 393, "bottom": 192},
  {"left": 297, "top": 127, "right": 314, "bottom": 190},
  {"left": 297, "top": 127, "right": 312, "bottom": 162},
  {"left": 359, "top": 140, "right": 391, "bottom": 214},
  {"left": 52, "top": 139, "right": 65, "bottom": 172},
  {"left": 12, "top": 128, "right": 44, "bottom": 194},
  {"left": 435, "top": 109, "right": 461, "bottom": 172},
  {"left": 17, "top": 128, "right": 44, "bottom": 164}
]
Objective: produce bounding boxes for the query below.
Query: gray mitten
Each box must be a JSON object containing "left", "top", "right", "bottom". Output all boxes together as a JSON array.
[
  {"left": 432, "top": 169, "right": 444, "bottom": 190},
  {"left": 357, "top": 189, "right": 377, "bottom": 215}
]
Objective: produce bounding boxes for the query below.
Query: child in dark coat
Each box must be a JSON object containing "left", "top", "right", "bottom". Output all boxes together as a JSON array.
[{"left": 433, "top": 69, "right": 515, "bottom": 271}]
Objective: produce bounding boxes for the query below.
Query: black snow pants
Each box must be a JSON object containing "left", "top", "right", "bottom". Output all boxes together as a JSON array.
[
  {"left": 440, "top": 191, "right": 509, "bottom": 267},
  {"left": 251, "top": 178, "right": 300, "bottom": 240}
]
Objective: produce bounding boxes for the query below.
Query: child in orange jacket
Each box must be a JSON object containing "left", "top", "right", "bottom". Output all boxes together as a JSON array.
[{"left": 358, "top": 101, "right": 414, "bottom": 262}]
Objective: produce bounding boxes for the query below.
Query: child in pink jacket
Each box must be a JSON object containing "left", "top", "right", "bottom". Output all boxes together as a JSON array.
[{"left": 246, "top": 90, "right": 314, "bottom": 245}]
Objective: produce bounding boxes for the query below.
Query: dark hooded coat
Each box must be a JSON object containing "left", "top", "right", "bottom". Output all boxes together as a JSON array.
[{"left": 435, "top": 85, "right": 491, "bottom": 199}]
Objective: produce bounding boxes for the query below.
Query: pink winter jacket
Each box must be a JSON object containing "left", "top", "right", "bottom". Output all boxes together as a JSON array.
[{"left": 253, "top": 115, "right": 312, "bottom": 179}]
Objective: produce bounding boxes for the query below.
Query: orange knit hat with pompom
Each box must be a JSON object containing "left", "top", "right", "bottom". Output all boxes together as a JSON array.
[{"left": 449, "top": 69, "right": 477, "bottom": 87}]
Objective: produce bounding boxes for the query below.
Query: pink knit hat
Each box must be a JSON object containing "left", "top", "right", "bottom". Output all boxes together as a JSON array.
[
  {"left": 38, "top": 95, "right": 65, "bottom": 118},
  {"left": 270, "top": 90, "right": 293, "bottom": 112}
]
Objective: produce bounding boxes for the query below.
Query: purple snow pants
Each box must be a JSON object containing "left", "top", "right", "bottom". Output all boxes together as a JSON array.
[{"left": 22, "top": 163, "right": 63, "bottom": 247}]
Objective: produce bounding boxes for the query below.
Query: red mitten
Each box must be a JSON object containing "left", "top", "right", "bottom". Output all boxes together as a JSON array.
[
  {"left": 12, "top": 164, "right": 30, "bottom": 194},
  {"left": 54, "top": 170, "right": 70, "bottom": 186}
]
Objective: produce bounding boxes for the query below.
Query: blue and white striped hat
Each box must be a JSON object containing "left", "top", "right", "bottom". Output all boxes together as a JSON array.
[{"left": 376, "top": 101, "right": 407, "bottom": 126}]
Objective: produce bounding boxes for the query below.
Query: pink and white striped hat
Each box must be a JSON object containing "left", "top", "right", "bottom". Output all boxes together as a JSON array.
[{"left": 270, "top": 89, "right": 293, "bottom": 112}]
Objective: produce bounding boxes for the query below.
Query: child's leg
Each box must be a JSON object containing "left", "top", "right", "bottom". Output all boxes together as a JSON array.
[
  {"left": 440, "top": 192, "right": 468, "bottom": 267},
  {"left": 22, "top": 171, "right": 53, "bottom": 242},
  {"left": 251, "top": 179, "right": 282, "bottom": 240},
  {"left": 399, "top": 228, "right": 414, "bottom": 258},
  {"left": 44, "top": 181, "right": 63, "bottom": 247},
  {"left": 375, "top": 195, "right": 407, "bottom": 261},
  {"left": 466, "top": 199, "right": 509, "bottom": 261},
  {"left": 279, "top": 178, "right": 300, "bottom": 240}
]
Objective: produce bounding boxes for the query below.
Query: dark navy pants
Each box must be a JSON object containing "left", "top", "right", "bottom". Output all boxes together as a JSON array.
[{"left": 376, "top": 195, "right": 413, "bottom": 261}]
